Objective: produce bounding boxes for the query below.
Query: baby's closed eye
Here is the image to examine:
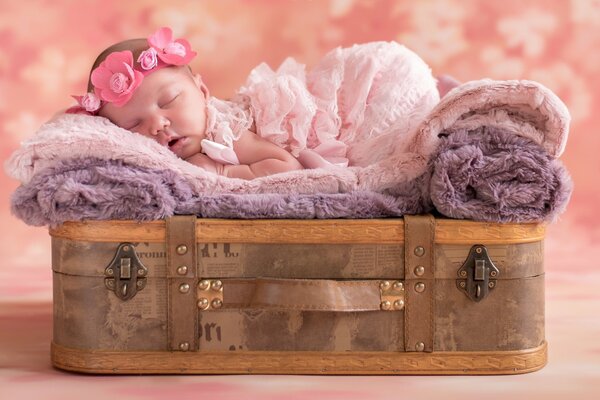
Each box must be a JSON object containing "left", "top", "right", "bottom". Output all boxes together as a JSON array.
[
  {"left": 159, "top": 92, "right": 180, "bottom": 108},
  {"left": 124, "top": 121, "right": 140, "bottom": 130}
]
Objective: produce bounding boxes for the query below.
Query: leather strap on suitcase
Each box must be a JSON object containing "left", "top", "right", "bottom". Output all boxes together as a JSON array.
[
  {"left": 166, "top": 216, "right": 199, "bottom": 352},
  {"left": 403, "top": 214, "right": 435, "bottom": 352}
]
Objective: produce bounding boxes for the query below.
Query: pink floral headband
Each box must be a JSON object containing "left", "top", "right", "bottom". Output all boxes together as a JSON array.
[{"left": 68, "top": 27, "right": 196, "bottom": 115}]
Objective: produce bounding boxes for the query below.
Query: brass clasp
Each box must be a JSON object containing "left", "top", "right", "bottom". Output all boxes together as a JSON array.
[
  {"left": 105, "top": 243, "right": 148, "bottom": 300},
  {"left": 456, "top": 245, "right": 499, "bottom": 302}
]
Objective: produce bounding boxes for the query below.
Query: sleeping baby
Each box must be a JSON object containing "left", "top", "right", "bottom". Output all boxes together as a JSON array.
[{"left": 71, "top": 27, "right": 440, "bottom": 180}]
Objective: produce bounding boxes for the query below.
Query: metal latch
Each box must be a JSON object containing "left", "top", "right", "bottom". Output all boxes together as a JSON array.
[
  {"left": 456, "top": 245, "right": 499, "bottom": 302},
  {"left": 105, "top": 243, "right": 148, "bottom": 300}
]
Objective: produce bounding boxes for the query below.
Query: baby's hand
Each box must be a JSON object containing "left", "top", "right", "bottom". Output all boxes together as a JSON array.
[{"left": 185, "top": 153, "right": 223, "bottom": 175}]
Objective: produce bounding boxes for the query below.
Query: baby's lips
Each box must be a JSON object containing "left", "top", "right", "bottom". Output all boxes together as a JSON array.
[{"left": 168, "top": 136, "right": 188, "bottom": 156}]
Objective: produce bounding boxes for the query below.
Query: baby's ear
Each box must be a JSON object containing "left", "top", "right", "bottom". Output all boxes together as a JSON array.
[{"left": 193, "top": 73, "right": 210, "bottom": 99}]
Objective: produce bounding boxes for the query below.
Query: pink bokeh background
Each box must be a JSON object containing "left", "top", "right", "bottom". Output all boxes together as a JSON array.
[{"left": 1, "top": 1, "right": 599, "bottom": 398}]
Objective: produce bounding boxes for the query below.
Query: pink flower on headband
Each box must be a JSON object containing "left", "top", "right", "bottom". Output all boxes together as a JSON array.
[
  {"left": 91, "top": 51, "right": 143, "bottom": 106},
  {"left": 148, "top": 27, "right": 196, "bottom": 65},
  {"left": 137, "top": 47, "right": 158, "bottom": 70},
  {"left": 72, "top": 92, "right": 101, "bottom": 112}
]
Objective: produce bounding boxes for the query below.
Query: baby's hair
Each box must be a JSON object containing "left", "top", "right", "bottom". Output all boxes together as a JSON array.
[{"left": 87, "top": 38, "right": 194, "bottom": 92}]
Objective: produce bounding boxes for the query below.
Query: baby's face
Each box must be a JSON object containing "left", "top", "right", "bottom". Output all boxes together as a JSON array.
[{"left": 99, "top": 66, "right": 208, "bottom": 160}]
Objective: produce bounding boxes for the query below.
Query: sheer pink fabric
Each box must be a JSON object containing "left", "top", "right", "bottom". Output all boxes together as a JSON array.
[{"left": 203, "top": 41, "right": 439, "bottom": 168}]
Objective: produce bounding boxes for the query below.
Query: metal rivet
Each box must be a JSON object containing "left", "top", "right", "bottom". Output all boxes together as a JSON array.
[
  {"left": 198, "top": 280, "right": 210, "bottom": 290},
  {"left": 393, "top": 282, "right": 404, "bottom": 290},
  {"left": 179, "top": 342, "right": 190, "bottom": 351},
  {"left": 415, "top": 266, "right": 425, "bottom": 276},
  {"left": 136, "top": 280, "right": 144, "bottom": 288},
  {"left": 211, "top": 280, "right": 223, "bottom": 291},
  {"left": 176, "top": 245, "right": 188, "bottom": 255},
  {"left": 490, "top": 271, "right": 497, "bottom": 277},
  {"left": 106, "top": 280, "right": 115, "bottom": 288},
  {"left": 381, "top": 300, "right": 391, "bottom": 310},
  {"left": 460, "top": 270, "right": 467, "bottom": 277},
  {"left": 197, "top": 298, "right": 209, "bottom": 310},
  {"left": 179, "top": 283, "right": 190, "bottom": 294},
  {"left": 380, "top": 281, "right": 391, "bottom": 290},
  {"left": 211, "top": 299, "right": 223, "bottom": 309},
  {"left": 393, "top": 300, "right": 405, "bottom": 310},
  {"left": 414, "top": 246, "right": 425, "bottom": 257},
  {"left": 137, "top": 269, "right": 146, "bottom": 276},
  {"left": 489, "top": 281, "right": 495, "bottom": 288},
  {"left": 415, "top": 282, "right": 426, "bottom": 293},
  {"left": 107, "top": 268, "right": 114, "bottom": 276},
  {"left": 123, "top": 245, "right": 130, "bottom": 252},
  {"left": 415, "top": 342, "right": 425, "bottom": 352},
  {"left": 176, "top": 266, "right": 188, "bottom": 275},
  {"left": 459, "top": 281, "right": 466, "bottom": 288},
  {"left": 476, "top": 247, "right": 483, "bottom": 254}
]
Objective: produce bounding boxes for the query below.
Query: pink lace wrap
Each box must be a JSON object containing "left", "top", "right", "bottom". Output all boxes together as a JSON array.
[{"left": 202, "top": 41, "right": 440, "bottom": 168}]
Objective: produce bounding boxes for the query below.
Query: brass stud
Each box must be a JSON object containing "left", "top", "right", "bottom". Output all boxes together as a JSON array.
[
  {"left": 106, "top": 279, "right": 115, "bottom": 288},
  {"left": 136, "top": 280, "right": 144, "bottom": 288},
  {"left": 137, "top": 269, "right": 146, "bottom": 276},
  {"left": 176, "top": 244, "right": 188, "bottom": 255},
  {"left": 211, "top": 299, "right": 223, "bottom": 309},
  {"left": 488, "top": 281, "right": 495, "bottom": 288},
  {"left": 415, "top": 282, "right": 426, "bottom": 293},
  {"left": 415, "top": 342, "right": 425, "bottom": 352},
  {"left": 490, "top": 271, "right": 497, "bottom": 277},
  {"left": 211, "top": 280, "right": 223, "bottom": 291},
  {"left": 393, "top": 281, "right": 404, "bottom": 290},
  {"left": 106, "top": 268, "right": 114, "bottom": 276},
  {"left": 460, "top": 270, "right": 467, "bottom": 277},
  {"left": 415, "top": 266, "right": 425, "bottom": 276},
  {"left": 123, "top": 245, "right": 130, "bottom": 252},
  {"left": 198, "top": 280, "right": 210, "bottom": 290},
  {"left": 414, "top": 246, "right": 425, "bottom": 257},
  {"left": 176, "top": 266, "right": 188, "bottom": 275},
  {"left": 197, "top": 298, "right": 209, "bottom": 310},
  {"left": 379, "top": 281, "right": 391, "bottom": 290},
  {"left": 459, "top": 281, "right": 466, "bottom": 288},
  {"left": 179, "top": 283, "right": 190, "bottom": 294},
  {"left": 476, "top": 247, "right": 483, "bottom": 254},
  {"left": 393, "top": 300, "right": 405, "bottom": 310},
  {"left": 179, "top": 342, "right": 190, "bottom": 351},
  {"left": 381, "top": 300, "right": 391, "bottom": 310}
]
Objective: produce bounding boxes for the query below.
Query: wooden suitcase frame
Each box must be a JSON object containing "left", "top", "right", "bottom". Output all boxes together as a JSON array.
[{"left": 49, "top": 215, "right": 547, "bottom": 375}]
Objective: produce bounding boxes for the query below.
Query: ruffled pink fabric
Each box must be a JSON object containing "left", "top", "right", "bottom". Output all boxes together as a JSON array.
[
  {"left": 204, "top": 97, "right": 253, "bottom": 147},
  {"left": 203, "top": 41, "right": 439, "bottom": 168}
]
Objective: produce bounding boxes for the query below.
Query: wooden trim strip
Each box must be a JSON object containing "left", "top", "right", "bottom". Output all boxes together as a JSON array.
[
  {"left": 51, "top": 341, "right": 547, "bottom": 375},
  {"left": 49, "top": 218, "right": 546, "bottom": 244}
]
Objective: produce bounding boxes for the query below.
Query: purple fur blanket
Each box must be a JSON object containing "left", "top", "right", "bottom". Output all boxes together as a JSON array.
[{"left": 11, "top": 127, "right": 572, "bottom": 227}]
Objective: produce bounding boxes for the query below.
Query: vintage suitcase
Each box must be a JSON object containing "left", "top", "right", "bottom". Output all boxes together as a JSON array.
[{"left": 49, "top": 214, "right": 547, "bottom": 375}]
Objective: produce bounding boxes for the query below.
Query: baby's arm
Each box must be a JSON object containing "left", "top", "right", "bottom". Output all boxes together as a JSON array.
[
  {"left": 186, "top": 130, "right": 303, "bottom": 179},
  {"left": 222, "top": 130, "right": 303, "bottom": 179}
]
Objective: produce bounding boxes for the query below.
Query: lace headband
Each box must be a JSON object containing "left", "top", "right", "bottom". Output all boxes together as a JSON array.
[{"left": 69, "top": 27, "right": 196, "bottom": 115}]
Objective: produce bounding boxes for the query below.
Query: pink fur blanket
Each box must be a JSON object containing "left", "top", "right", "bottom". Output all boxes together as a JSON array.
[{"left": 4, "top": 79, "right": 570, "bottom": 195}]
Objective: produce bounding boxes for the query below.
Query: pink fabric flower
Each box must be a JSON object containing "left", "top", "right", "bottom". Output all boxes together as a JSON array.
[
  {"left": 72, "top": 92, "right": 101, "bottom": 112},
  {"left": 91, "top": 51, "right": 144, "bottom": 106},
  {"left": 137, "top": 47, "right": 158, "bottom": 70},
  {"left": 148, "top": 27, "right": 196, "bottom": 65}
]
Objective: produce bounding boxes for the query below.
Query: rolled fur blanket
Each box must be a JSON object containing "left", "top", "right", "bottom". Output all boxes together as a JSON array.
[
  {"left": 10, "top": 127, "right": 571, "bottom": 226},
  {"left": 430, "top": 126, "right": 573, "bottom": 223},
  {"left": 10, "top": 158, "right": 430, "bottom": 227}
]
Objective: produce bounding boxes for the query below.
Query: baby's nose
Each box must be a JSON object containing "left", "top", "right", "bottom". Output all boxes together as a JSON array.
[{"left": 149, "top": 117, "right": 170, "bottom": 142}]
